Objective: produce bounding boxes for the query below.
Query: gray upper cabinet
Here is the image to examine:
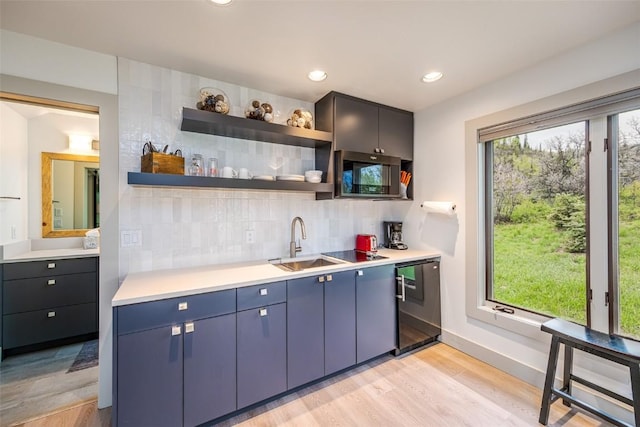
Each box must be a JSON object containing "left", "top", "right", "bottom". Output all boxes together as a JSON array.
[
  {"left": 379, "top": 106, "right": 414, "bottom": 160},
  {"left": 315, "top": 91, "right": 414, "bottom": 160},
  {"left": 333, "top": 96, "right": 379, "bottom": 154}
]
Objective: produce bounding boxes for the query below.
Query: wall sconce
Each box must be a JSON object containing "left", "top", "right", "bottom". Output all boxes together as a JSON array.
[{"left": 68, "top": 134, "right": 94, "bottom": 152}]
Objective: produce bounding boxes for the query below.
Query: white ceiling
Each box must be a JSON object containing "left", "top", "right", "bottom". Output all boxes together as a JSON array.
[{"left": 1, "top": 1, "right": 639, "bottom": 112}]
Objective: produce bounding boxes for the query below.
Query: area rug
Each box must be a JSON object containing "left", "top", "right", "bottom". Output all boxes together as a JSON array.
[{"left": 67, "top": 339, "right": 98, "bottom": 373}]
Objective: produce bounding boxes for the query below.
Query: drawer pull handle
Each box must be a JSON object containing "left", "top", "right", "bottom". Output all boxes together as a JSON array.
[
  {"left": 171, "top": 325, "right": 181, "bottom": 336},
  {"left": 178, "top": 302, "right": 188, "bottom": 311},
  {"left": 259, "top": 308, "right": 268, "bottom": 317},
  {"left": 185, "top": 322, "right": 195, "bottom": 333},
  {"left": 47, "top": 279, "right": 56, "bottom": 285},
  {"left": 47, "top": 311, "right": 56, "bottom": 318},
  {"left": 259, "top": 288, "right": 268, "bottom": 296},
  {"left": 318, "top": 276, "right": 325, "bottom": 283},
  {"left": 326, "top": 274, "right": 333, "bottom": 282},
  {"left": 47, "top": 263, "right": 56, "bottom": 269}
]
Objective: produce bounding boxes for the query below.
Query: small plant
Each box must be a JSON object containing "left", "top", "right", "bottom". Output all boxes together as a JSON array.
[
  {"left": 511, "top": 199, "right": 552, "bottom": 223},
  {"left": 548, "top": 193, "right": 585, "bottom": 253}
]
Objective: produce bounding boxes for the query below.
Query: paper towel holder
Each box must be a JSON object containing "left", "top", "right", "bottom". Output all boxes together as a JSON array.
[{"left": 420, "top": 201, "right": 457, "bottom": 216}]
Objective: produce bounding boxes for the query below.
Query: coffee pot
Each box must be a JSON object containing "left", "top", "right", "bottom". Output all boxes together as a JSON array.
[{"left": 384, "top": 221, "right": 408, "bottom": 250}]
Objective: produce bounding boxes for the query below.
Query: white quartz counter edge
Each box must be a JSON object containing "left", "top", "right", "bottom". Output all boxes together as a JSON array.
[
  {"left": 1, "top": 248, "right": 100, "bottom": 263},
  {"left": 113, "top": 249, "right": 440, "bottom": 307}
]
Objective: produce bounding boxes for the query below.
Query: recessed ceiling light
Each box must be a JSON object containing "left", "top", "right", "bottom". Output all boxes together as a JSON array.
[
  {"left": 209, "top": 0, "right": 232, "bottom": 5},
  {"left": 421, "top": 71, "right": 443, "bottom": 83},
  {"left": 308, "top": 70, "right": 327, "bottom": 82}
]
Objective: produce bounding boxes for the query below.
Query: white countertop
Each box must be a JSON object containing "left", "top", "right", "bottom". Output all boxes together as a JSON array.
[
  {"left": 1, "top": 248, "right": 100, "bottom": 263},
  {"left": 113, "top": 248, "right": 440, "bottom": 306}
]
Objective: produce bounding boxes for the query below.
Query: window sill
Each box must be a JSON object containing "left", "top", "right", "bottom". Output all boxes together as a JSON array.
[{"left": 470, "top": 304, "right": 551, "bottom": 342}]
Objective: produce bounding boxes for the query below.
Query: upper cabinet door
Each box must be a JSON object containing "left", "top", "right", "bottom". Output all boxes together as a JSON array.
[
  {"left": 378, "top": 107, "right": 414, "bottom": 160},
  {"left": 334, "top": 95, "right": 379, "bottom": 154}
]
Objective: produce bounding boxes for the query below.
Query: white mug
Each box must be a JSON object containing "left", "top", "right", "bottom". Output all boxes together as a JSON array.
[
  {"left": 221, "top": 166, "right": 237, "bottom": 178},
  {"left": 238, "top": 168, "right": 252, "bottom": 179}
]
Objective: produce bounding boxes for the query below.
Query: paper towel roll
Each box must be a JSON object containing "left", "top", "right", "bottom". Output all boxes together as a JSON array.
[{"left": 420, "top": 201, "right": 456, "bottom": 216}]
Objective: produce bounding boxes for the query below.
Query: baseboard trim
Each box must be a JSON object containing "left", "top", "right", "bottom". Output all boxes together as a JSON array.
[{"left": 440, "top": 329, "right": 635, "bottom": 425}]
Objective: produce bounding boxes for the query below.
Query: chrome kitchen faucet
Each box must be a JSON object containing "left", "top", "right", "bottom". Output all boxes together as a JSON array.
[{"left": 290, "top": 216, "right": 307, "bottom": 258}]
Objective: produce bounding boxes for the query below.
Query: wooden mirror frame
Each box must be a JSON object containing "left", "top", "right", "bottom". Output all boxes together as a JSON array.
[{"left": 42, "top": 152, "right": 99, "bottom": 237}]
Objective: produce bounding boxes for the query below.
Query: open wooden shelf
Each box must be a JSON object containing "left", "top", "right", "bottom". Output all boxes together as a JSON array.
[
  {"left": 128, "top": 172, "right": 334, "bottom": 197},
  {"left": 181, "top": 108, "right": 333, "bottom": 148}
]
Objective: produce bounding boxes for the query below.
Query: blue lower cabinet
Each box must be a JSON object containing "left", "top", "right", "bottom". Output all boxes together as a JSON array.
[
  {"left": 116, "top": 326, "right": 183, "bottom": 427},
  {"left": 183, "top": 313, "right": 236, "bottom": 427},
  {"left": 114, "top": 290, "right": 237, "bottom": 427},
  {"left": 324, "top": 271, "right": 356, "bottom": 375},
  {"left": 237, "top": 302, "right": 287, "bottom": 409},
  {"left": 356, "top": 265, "right": 397, "bottom": 363},
  {"left": 287, "top": 276, "right": 324, "bottom": 389}
]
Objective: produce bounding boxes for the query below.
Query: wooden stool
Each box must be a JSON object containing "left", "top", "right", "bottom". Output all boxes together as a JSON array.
[{"left": 539, "top": 318, "right": 640, "bottom": 427}]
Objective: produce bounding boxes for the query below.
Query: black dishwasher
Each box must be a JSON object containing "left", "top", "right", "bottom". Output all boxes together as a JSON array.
[{"left": 394, "top": 258, "right": 441, "bottom": 355}]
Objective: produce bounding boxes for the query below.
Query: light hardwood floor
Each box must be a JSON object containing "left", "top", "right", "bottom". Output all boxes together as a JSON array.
[
  {"left": 0, "top": 342, "right": 98, "bottom": 427},
  {"left": 9, "top": 343, "right": 614, "bottom": 427}
]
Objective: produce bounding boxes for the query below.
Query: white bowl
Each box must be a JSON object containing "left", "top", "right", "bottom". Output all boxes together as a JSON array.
[
  {"left": 305, "top": 176, "right": 322, "bottom": 183},
  {"left": 304, "top": 170, "right": 322, "bottom": 178}
]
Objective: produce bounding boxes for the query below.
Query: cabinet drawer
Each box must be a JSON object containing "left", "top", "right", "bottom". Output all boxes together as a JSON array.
[
  {"left": 237, "top": 281, "right": 286, "bottom": 311},
  {"left": 2, "top": 303, "right": 97, "bottom": 349},
  {"left": 3, "top": 257, "right": 97, "bottom": 280},
  {"left": 116, "top": 289, "right": 236, "bottom": 335},
  {"left": 3, "top": 272, "right": 97, "bottom": 314}
]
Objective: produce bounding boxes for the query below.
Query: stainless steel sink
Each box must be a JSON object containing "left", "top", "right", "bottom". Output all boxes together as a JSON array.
[{"left": 271, "top": 256, "right": 342, "bottom": 272}]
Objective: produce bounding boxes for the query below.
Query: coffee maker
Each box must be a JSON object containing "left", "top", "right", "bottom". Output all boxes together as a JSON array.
[{"left": 383, "top": 221, "right": 408, "bottom": 250}]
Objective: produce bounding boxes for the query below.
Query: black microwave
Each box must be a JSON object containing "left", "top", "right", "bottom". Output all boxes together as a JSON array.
[{"left": 335, "top": 150, "right": 402, "bottom": 198}]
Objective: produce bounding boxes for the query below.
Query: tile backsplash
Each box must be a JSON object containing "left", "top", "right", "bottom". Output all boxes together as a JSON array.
[{"left": 118, "top": 58, "right": 392, "bottom": 276}]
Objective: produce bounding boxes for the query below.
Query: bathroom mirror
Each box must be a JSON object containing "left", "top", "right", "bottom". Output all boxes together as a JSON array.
[{"left": 42, "top": 152, "right": 100, "bottom": 237}]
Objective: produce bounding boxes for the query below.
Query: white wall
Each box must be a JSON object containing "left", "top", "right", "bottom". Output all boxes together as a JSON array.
[
  {"left": 0, "top": 30, "right": 117, "bottom": 95},
  {"left": 0, "top": 104, "right": 28, "bottom": 244},
  {"left": 118, "top": 58, "right": 396, "bottom": 276},
  {"left": 402, "top": 22, "right": 640, "bottom": 421},
  {"left": 26, "top": 112, "right": 98, "bottom": 238},
  {"left": 0, "top": 31, "right": 119, "bottom": 409}
]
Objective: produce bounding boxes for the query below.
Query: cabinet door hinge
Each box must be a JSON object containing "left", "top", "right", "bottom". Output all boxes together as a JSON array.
[
  {"left": 605, "top": 291, "right": 609, "bottom": 306},
  {"left": 588, "top": 288, "right": 593, "bottom": 301},
  {"left": 604, "top": 138, "right": 609, "bottom": 152},
  {"left": 587, "top": 140, "right": 592, "bottom": 154}
]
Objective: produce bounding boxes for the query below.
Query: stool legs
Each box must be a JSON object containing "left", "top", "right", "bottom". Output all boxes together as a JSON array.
[
  {"left": 539, "top": 335, "right": 561, "bottom": 425},
  {"left": 630, "top": 362, "right": 639, "bottom": 427},
  {"left": 562, "top": 344, "right": 573, "bottom": 407}
]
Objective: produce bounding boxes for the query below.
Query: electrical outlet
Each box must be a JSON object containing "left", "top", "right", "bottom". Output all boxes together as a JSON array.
[
  {"left": 245, "top": 229, "right": 255, "bottom": 244},
  {"left": 121, "top": 230, "right": 142, "bottom": 247}
]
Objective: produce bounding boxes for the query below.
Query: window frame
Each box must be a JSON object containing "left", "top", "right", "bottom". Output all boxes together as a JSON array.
[
  {"left": 482, "top": 122, "right": 591, "bottom": 325},
  {"left": 464, "top": 72, "right": 640, "bottom": 340}
]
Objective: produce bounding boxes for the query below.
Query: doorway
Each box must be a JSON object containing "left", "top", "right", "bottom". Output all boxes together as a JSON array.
[{"left": 0, "top": 95, "right": 100, "bottom": 425}]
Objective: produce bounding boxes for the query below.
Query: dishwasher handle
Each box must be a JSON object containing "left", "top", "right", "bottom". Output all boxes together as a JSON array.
[{"left": 396, "top": 275, "right": 406, "bottom": 302}]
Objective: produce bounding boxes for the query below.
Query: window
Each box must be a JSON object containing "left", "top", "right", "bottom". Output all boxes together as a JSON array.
[
  {"left": 477, "top": 87, "right": 640, "bottom": 339},
  {"left": 610, "top": 107, "right": 640, "bottom": 340},
  {"left": 485, "top": 122, "right": 588, "bottom": 324}
]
